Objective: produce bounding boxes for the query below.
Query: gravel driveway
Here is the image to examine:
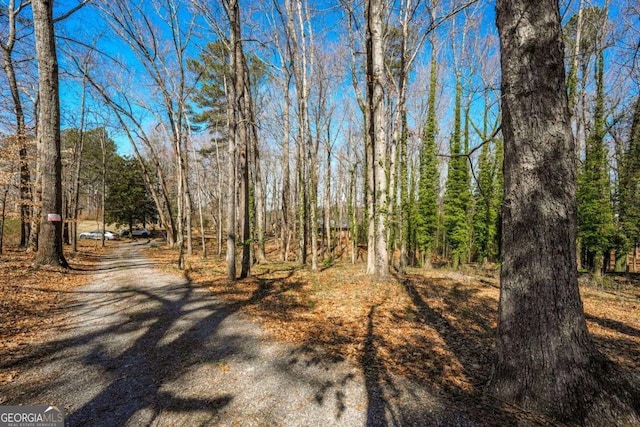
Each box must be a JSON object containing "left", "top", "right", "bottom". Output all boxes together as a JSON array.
[{"left": 1, "top": 243, "right": 470, "bottom": 426}]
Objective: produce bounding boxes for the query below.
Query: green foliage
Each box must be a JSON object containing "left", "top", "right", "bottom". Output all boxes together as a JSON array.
[
  {"left": 415, "top": 54, "right": 439, "bottom": 265},
  {"left": 618, "top": 94, "right": 640, "bottom": 249},
  {"left": 189, "top": 41, "right": 268, "bottom": 135},
  {"left": 443, "top": 78, "right": 471, "bottom": 268},
  {"left": 472, "top": 111, "right": 502, "bottom": 263},
  {"left": 577, "top": 51, "right": 615, "bottom": 271},
  {"left": 105, "top": 157, "right": 156, "bottom": 228},
  {"left": 188, "top": 41, "right": 231, "bottom": 133},
  {"left": 62, "top": 127, "right": 118, "bottom": 189}
]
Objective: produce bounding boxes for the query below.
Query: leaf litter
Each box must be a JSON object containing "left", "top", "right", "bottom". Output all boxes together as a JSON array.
[
  {"left": 0, "top": 242, "right": 113, "bottom": 387},
  {"left": 148, "top": 244, "right": 639, "bottom": 425}
]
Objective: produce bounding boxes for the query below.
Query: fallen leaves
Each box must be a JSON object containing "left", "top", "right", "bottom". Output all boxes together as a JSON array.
[
  {"left": 0, "top": 242, "right": 113, "bottom": 384},
  {"left": 147, "top": 244, "right": 640, "bottom": 425}
]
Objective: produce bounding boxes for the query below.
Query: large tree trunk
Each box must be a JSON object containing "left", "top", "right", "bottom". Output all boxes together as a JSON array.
[
  {"left": 226, "top": 0, "right": 251, "bottom": 279},
  {"left": 239, "top": 142, "right": 251, "bottom": 278},
  {"left": 215, "top": 136, "right": 224, "bottom": 257},
  {"left": 33, "top": 0, "right": 67, "bottom": 268},
  {"left": 494, "top": 0, "right": 640, "bottom": 423},
  {"left": 324, "top": 141, "right": 332, "bottom": 261},
  {"left": 366, "top": 0, "right": 389, "bottom": 277},
  {"left": 184, "top": 148, "right": 193, "bottom": 257}
]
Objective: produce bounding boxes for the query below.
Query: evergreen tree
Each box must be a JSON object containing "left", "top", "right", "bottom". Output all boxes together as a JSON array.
[
  {"left": 472, "top": 107, "right": 502, "bottom": 263},
  {"left": 443, "top": 78, "right": 471, "bottom": 269},
  {"left": 105, "top": 156, "right": 157, "bottom": 231},
  {"left": 415, "top": 54, "right": 439, "bottom": 268},
  {"left": 618, "top": 94, "right": 640, "bottom": 269},
  {"left": 577, "top": 51, "right": 614, "bottom": 275},
  {"left": 188, "top": 41, "right": 230, "bottom": 133},
  {"left": 188, "top": 41, "right": 267, "bottom": 134}
]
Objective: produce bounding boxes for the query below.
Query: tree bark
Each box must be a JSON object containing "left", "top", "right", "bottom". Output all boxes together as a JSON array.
[
  {"left": 214, "top": 134, "right": 224, "bottom": 257},
  {"left": 494, "top": 0, "right": 640, "bottom": 422},
  {"left": 366, "top": 0, "right": 389, "bottom": 277},
  {"left": 281, "top": 75, "right": 292, "bottom": 262},
  {"left": 224, "top": 74, "right": 237, "bottom": 280},
  {"left": 244, "top": 57, "right": 266, "bottom": 264},
  {"left": 33, "top": 0, "right": 67, "bottom": 268},
  {"left": 1, "top": 1, "right": 33, "bottom": 248},
  {"left": 225, "top": 0, "right": 251, "bottom": 278},
  {"left": 71, "top": 80, "right": 87, "bottom": 253}
]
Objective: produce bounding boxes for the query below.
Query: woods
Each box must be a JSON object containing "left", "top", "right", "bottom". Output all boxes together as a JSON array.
[
  {"left": 1, "top": 0, "right": 640, "bottom": 424},
  {"left": 4, "top": 0, "right": 639, "bottom": 274}
]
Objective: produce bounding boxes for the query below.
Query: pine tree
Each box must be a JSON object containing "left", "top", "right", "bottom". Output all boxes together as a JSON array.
[
  {"left": 443, "top": 77, "right": 471, "bottom": 269},
  {"left": 415, "top": 53, "right": 439, "bottom": 268},
  {"left": 577, "top": 51, "right": 614, "bottom": 275}
]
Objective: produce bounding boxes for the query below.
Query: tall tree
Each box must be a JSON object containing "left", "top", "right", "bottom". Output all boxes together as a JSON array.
[
  {"left": 443, "top": 78, "right": 470, "bottom": 269},
  {"left": 619, "top": 94, "right": 640, "bottom": 271},
  {"left": 33, "top": 0, "right": 67, "bottom": 267},
  {"left": 1, "top": 0, "right": 33, "bottom": 248},
  {"left": 577, "top": 50, "right": 614, "bottom": 276},
  {"left": 99, "top": 0, "right": 196, "bottom": 266},
  {"left": 280, "top": 0, "right": 317, "bottom": 269},
  {"left": 365, "top": 0, "right": 389, "bottom": 277},
  {"left": 415, "top": 52, "right": 439, "bottom": 268},
  {"left": 472, "top": 96, "right": 502, "bottom": 264},
  {"left": 494, "top": 0, "right": 640, "bottom": 422},
  {"left": 220, "top": 0, "right": 252, "bottom": 279}
]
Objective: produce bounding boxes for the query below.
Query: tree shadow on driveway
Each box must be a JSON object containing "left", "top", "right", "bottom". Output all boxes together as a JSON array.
[{"left": 0, "top": 247, "right": 278, "bottom": 426}]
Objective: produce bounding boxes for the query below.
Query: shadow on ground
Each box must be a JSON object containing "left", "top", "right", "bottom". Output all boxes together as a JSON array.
[{"left": 1, "top": 246, "right": 290, "bottom": 425}]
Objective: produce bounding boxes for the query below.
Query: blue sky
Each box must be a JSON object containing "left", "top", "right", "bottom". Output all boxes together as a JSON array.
[{"left": 6, "top": 0, "right": 632, "bottom": 159}]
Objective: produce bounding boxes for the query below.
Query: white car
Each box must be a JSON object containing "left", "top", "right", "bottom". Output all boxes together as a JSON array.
[
  {"left": 132, "top": 227, "right": 150, "bottom": 237},
  {"left": 79, "top": 230, "right": 120, "bottom": 240},
  {"left": 120, "top": 227, "right": 151, "bottom": 237}
]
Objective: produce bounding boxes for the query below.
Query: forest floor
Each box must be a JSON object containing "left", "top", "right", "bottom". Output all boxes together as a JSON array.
[
  {"left": 0, "top": 239, "right": 638, "bottom": 426},
  {"left": 0, "top": 240, "right": 111, "bottom": 385},
  {"left": 147, "top": 242, "right": 640, "bottom": 425}
]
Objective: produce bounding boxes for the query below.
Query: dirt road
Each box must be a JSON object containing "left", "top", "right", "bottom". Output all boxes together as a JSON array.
[{"left": 0, "top": 243, "right": 468, "bottom": 426}]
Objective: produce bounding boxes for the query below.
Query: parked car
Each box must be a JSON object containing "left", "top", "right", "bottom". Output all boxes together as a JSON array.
[
  {"left": 132, "top": 227, "right": 150, "bottom": 237},
  {"left": 79, "top": 230, "right": 120, "bottom": 240},
  {"left": 120, "top": 227, "right": 150, "bottom": 237},
  {"left": 104, "top": 230, "right": 120, "bottom": 240}
]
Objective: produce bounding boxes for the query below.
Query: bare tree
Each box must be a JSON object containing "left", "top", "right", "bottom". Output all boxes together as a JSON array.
[
  {"left": 218, "top": 0, "right": 253, "bottom": 279},
  {"left": 365, "top": 0, "right": 389, "bottom": 277},
  {"left": 97, "top": 0, "right": 197, "bottom": 266},
  {"left": 32, "top": 0, "right": 67, "bottom": 267},
  {"left": 268, "top": 7, "right": 294, "bottom": 261},
  {"left": 80, "top": 68, "right": 177, "bottom": 247},
  {"left": 1, "top": 0, "right": 34, "bottom": 248},
  {"left": 280, "top": 0, "right": 316, "bottom": 268}
]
